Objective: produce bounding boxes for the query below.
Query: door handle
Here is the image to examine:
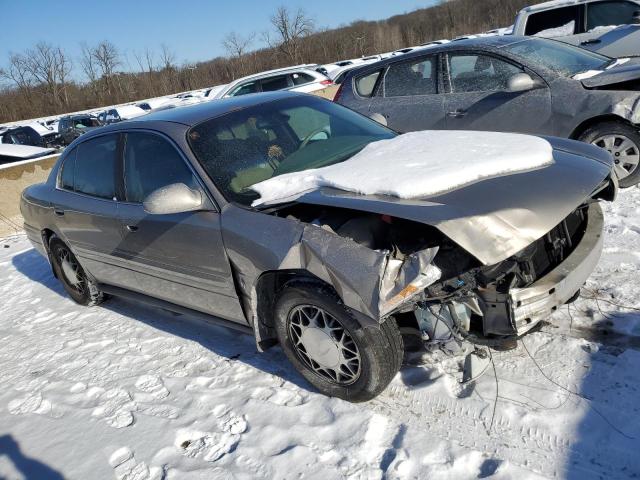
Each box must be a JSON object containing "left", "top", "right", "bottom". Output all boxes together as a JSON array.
[
  {"left": 54, "top": 208, "right": 64, "bottom": 216},
  {"left": 125, "top": 225, "right": 139, "bottom": 232},
  {"left": 580, "top": 39, "right": 601, "bottom": 46},
  {"left": 447, "top": 109, "right": 468, "bottom": 118}
]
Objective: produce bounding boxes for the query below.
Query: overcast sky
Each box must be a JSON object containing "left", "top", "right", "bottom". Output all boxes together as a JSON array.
[{"left": 1, "top": 0, "right": 439, "bottom": 81}]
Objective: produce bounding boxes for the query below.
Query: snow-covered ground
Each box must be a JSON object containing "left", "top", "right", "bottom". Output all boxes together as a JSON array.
[{"left": 1, "top": 188, "right": 640, "bottom": 479}]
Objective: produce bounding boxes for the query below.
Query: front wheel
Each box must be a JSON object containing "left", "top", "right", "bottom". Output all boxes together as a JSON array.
[
  {"left": 274, "top": 281, "right": 403, "bottom": 402},
  {"left": 579, "top": 121, "right": 640, "bottom": 188}
]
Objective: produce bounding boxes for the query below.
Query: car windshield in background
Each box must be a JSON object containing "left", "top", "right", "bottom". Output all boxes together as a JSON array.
[
  {"left": 188, "top": 96, "right": 395, "bottom": 206},
  {"left": 73, "top": 117, "right": 101, "bottom": 129},
  {"left": 504, "top": 38, "right": 611, "bottom": 77}
]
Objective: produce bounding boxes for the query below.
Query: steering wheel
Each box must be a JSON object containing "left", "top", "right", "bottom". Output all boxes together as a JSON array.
[{"left": 299, "top": 126, "right": 331, "bottom": 150}]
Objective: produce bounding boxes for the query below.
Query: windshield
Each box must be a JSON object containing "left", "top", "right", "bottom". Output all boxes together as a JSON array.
[
  {"left": 503, "top": 38, "right": 611, "bottom": 77},
  {"left": 188, "top": 96, "right": 395, "bottom": 206},
  {"left": 74, "top": 117, "right": 101, "bottom": 128}
]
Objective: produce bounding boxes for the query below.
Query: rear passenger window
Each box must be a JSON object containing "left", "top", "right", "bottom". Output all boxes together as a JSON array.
[
  {"left": 261, "top": 75, "right": 290, "bottom": 92},
  {"left": 59, "top": 148, "right": 76, "bottom": 191},
  {"left": 586, "top": 1, "right": 638, "bottom": 30},
  {"left": 525, "top": 6, "right": 580, "bottom": 36},
  {"left": 74, "top": 135, "right": 118, "bottom": 200},
  {"left": 385, "top": 57, "right": 437, "bottom": 97},
  {"left": 291, "top": 72, "right": 315, "bottom": 85},
  {"left": 355, "top": 70, "right": 382, "bottom": 97},
  {"left": 124, "top": 132, "right": 197, "bottom": 203}
]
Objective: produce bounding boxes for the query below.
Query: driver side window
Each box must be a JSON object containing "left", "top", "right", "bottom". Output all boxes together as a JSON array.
[
  {"left": 123, "top": 132, "right": 198, "bottom": 204},
  {"left": 449, "top": 54, "right": 524, "bottom": 93},
  {"left": 283, "top": 106, "right": 331, "bottom": 141}
]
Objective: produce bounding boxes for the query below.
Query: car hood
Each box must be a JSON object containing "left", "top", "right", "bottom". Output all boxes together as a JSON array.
[
  {"left": 289, "top": 137, "right": 613, "bottom": 265},
  {"left": 580, "top": 59, "right": 640, "bottom": 88}
]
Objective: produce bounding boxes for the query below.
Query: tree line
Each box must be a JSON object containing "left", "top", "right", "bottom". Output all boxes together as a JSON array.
[{"left": 0, "top": 0, "right": 531, "bottom": 124}]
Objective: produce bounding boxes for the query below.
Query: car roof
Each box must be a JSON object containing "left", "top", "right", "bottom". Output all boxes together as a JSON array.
[
  {"left": 88, "top": 91, "right": 305, "bottom": 130},
  {"left": 520, "top": 0, "right": 640, "bottom": 14},
  {"left": 230, "top": 65, "right": 319, "bottom": 83},
  {"left": 342, "top": 36, "right": 530, "bottom": 77}
]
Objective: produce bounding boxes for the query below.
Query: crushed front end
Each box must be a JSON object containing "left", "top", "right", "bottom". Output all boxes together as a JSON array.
[{"left": 413, "top": 202, "right": 605, "bottom": 346}]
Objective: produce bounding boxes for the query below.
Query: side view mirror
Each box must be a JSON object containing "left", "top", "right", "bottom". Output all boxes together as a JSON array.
[
  {"left": 369, "top": 112, "right": 388, "bottom": 126},
  {"left": 507, "top": 73, "right": 537, "bottom": 93},
  {"left": 143, "top": 183, "right": 203, "bottom": 215}
]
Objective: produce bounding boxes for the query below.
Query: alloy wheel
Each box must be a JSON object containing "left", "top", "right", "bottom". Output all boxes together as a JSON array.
[
  {"left": 287, "top": 305, "right": 361, "bottom": 385},
  {"left": 57, "top": 247, "right": 86, "bottom": 294},
  {"left": 592, "top": 134, "right": 640, "bottom": 179}
]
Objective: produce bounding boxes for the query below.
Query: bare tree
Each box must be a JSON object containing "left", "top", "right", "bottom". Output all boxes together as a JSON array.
[
  {"left": 0, "top": 53, "right": 33, "bottom": 94},
  {"left": 1, "top": 43, "right": 72, "bottom": 108},
  {"left": 159, "top": 44, "right": 176, "bottom": 71},
  {"left": 79, "top": 43, "right": 97, "bottom": 83},
  {"left": 222, "top": 31, "right": 255, "bottom": 76},
  {"left": 92, "top": 40, "right": 121, "bottom": 78},
  {"left": 89, "top": 40, "right": 121, "bottom": 98},
  {"left": 268, "top": 6, "right": 315, "bottom": 63}
]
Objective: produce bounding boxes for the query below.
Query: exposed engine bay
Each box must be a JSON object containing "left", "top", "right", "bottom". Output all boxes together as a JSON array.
[{"left": 270, "top": 200, "right": 596, "bottom": 348}]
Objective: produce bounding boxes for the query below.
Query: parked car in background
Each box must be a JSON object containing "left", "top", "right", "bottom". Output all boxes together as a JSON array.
[
  {"left": 98, "top": 105, "right": 148, "bottom": 124},
  {"left": 0, "top": 144, "right": 56, "bottom": 164},
  {"left": 329, "top": 64, "right": 366, "bottom": 85},
  {"left": 57, "top": 115, "right": 103, "bottom": 146},
  {"left": 336, "top": 36, "right": 640, "bottom": 186},
  {"left": 513, "top": 0, "right": 640, "bottom": 57},
  {"left": 1, "top": 126, "right": 48, "bottom": 148},
  {"left": 204, "top": 84, "right": 228, "bottom": 100},
  {"left": 137, "top": 98, "right": 171, "bottom": 111},
  {"left": 210, "top": 66, "right": 332, "bottom": 99},
  {"left": 20, "top": 92, "right": 615, "bottom": 401}
]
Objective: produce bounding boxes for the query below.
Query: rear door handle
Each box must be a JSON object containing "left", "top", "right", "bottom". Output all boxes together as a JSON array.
[
  {"left": 447, "top": 109, "right": 468, "bottom": 118},
  {"left": 54, "top": 208, "right": 64, "bottom": 216},
  {"left": 125, "top": 225, "right": 139, "bottom": 232}
]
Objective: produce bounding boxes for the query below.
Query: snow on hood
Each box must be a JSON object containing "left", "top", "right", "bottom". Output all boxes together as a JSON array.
[{"left": 251, "top": 131, "right": 554, "bottom": 207}]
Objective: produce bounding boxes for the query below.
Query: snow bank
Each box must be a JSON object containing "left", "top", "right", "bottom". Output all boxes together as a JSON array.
[{"left": 251, "top": 131, "right": 554, "bottom": 206}]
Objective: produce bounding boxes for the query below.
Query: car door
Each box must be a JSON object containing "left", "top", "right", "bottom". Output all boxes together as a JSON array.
[
  {"left": 367, "top": 54, "right": 446, "bottom": 133},
  {"left": 443, "top": 52, "right": 554, "bottom": 135},
  {"left": 49, "top": 134, "right": 125, "bottom": 285},
  {"left": 114, "top": 131, "right": 246, "bottom": 322}
]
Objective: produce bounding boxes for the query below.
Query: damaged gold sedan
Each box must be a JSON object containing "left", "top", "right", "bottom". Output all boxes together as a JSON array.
[{"left": 21, "top": 92, "right": 617, "bottom": 401}]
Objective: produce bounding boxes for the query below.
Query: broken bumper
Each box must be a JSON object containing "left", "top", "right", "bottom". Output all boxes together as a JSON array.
[{"left": 509, "top": 202, "right": 604, "bottom": 335}]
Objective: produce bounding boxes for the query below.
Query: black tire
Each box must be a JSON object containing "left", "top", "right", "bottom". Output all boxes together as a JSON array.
[
  {"left": 579, "top": 121, "right": 640, "bottom": 188},
  {"left": 274, "top": 281, "right": 403, "bottom": 402},
  {"left": 49, "top": 236, "right": 105, "bottom": 306}
]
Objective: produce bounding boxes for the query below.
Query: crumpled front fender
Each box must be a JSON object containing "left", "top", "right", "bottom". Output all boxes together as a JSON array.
[{"left": 221, "top": 205, "right": 441, "bottom": 346}]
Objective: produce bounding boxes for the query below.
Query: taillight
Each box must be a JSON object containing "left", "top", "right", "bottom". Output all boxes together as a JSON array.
[
  {"left": 333, "top": 82, "right": 345, "bottom": 102},
  {"left": 320, "top": 79, "right": 333, "bottom": 85}
]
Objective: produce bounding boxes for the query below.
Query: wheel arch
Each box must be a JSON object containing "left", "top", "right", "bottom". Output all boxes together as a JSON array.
[
  {"left": 252, "top": 269, "right": 378, "bottom": 351},
  {"left": 570, "top": 114, "right": 633, "bottom": 140},
  {"left": 41, "top": 228, "right": 58, "bottom": 277}
]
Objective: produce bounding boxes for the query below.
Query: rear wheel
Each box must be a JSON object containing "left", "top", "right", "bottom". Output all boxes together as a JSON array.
[
  {"left": 49, "top": 237, "right": 105, "bottom": 306},
  {"left": 274, "top": 281, "right": 403, "bottom": 402},
  {"left": 579, "top": 121, "right": 640, "bottom": 187}
]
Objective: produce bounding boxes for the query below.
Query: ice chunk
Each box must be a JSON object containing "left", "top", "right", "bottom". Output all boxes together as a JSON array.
[{"left": 251, "top": 131, "right": 554, "bottom": 206}]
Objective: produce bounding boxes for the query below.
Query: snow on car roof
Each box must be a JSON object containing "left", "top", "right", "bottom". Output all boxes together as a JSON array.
[{"left": 251, "top": 131, "right": 554, "bottom": 206}]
